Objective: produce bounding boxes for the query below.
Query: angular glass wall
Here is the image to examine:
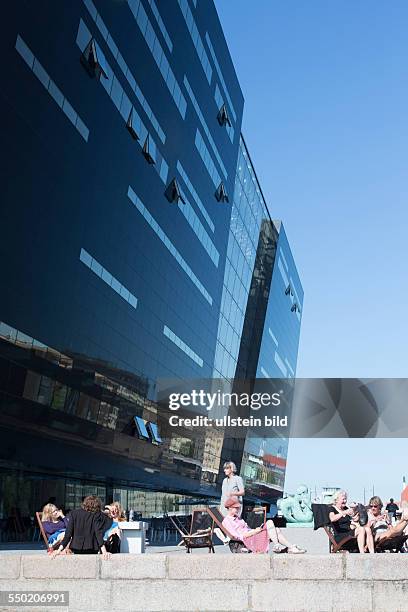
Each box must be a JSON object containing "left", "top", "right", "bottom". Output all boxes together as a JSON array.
[{"left": 214, "top": 137, "right": 303, "bottom": 504}]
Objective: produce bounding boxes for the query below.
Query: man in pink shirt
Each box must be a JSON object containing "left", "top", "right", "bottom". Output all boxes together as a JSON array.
[{"left": 222, "top": 497, "right": 305, "bottom": 554}]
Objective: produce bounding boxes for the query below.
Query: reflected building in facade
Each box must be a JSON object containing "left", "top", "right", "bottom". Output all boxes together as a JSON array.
[{"left": 0, "top": 0, "right": 302, "bottom": 523}]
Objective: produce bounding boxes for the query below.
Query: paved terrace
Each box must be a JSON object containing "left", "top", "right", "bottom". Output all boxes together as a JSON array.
[
  {"left": 0, "top": 527, "right": 328, "bottom": 555},
  {"left": 1, "top": 553, "right": 408, "bottom": 611}
]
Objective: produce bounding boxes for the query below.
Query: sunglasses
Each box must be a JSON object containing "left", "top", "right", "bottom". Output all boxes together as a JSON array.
[{"left": 369, "top": 505, "right": 379, "bottom": 508}]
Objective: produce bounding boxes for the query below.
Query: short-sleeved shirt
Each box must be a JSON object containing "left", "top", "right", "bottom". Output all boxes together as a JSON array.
[
  {"left": 220, "top": 475, "right": 244, "bottom": 516},
  {"left": 386, "top": 503, "right": 399, "bottom": 515},
  {"left": 222, "top": 515, "right": 250, "bottom": 540}
]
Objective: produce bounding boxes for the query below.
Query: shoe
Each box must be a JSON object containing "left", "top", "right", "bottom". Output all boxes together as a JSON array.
[
  {"left": 288, "top": 545, "right": 306, "bottom": 554},
  {"left": 271, "top": 543, "right": 288, "bottom": 553}
]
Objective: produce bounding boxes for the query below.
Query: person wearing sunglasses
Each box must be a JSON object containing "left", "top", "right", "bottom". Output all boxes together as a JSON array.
[{"left": 367, "top": 496, "right": 408, "bottom": 545}]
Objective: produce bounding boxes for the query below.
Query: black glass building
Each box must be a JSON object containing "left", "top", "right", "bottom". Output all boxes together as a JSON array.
[{"left": 0, "top": 0, "right": 302, "bottom": 524}]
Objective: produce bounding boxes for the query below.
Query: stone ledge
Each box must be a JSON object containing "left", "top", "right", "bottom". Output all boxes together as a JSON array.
[
  {"left": 110, "top": 579, "right": 249, "bottom": 611},
  {"left": 0, "top": 579, "right": 111, "bottom": 611},
  {"left": 372, "top": 580, "right": 408, "bottom": 611},
  {"left": 168, "top": 555, "right": 270, "bottom": 580},
  {"left": 1, "top": 553, "right": 408, "bottom": 582},
  {"left": 101, "top": 554, "right": 166, "bottom": 580},
  {"left": 272, "top": 554, "right": 343, "bottom": 580},
  {"left": 0, "top": 555, "right": 21, "bottom": 580},
  {"left": 251, "top": 579, "right": 373, "bottom": 612},
  {"left": 22, "top": 555, "right": 98, "bottom": 579},
  {"left": 346, "top": 554, "right": 408, "bottom": 580}
]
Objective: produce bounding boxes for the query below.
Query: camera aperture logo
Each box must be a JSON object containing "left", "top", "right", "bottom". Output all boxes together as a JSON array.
[{"left": 167, "top": 389, "right": 288, "bottom": 428}]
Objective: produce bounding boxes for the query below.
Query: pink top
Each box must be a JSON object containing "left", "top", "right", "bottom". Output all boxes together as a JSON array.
[
  {"left": 222, "top": 515, "right": 251, "bottom": 540},
  {"left": 222, "top": 516, "right": 269, "bottom": 553}
]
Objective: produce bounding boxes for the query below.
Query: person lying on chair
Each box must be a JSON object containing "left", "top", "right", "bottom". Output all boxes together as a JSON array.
[
  {"left": 41, "top": 504, "right": 69, "bottom": 549},
  {"left": 368, "top": 496, "right": 408, "bottom": 545},
  {"left": 222, "top": 497, "right": 305, "bottom": 553}
]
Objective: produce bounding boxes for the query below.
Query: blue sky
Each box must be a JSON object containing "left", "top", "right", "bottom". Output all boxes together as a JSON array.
[{"left": 215, "top": 0, "right": 408, "bottom": 502}]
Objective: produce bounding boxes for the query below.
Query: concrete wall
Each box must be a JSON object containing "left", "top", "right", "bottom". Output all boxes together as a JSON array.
[{"left": 1, "top": 553, "right": 408, "bottom": 611}]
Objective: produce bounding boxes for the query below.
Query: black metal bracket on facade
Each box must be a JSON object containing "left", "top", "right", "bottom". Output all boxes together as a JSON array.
[
  {"left": 126, "top": 108, "right": 140, "bottom": 140},
  {"left": 217, "top": 103, "right": 231, "bottom": 127},
  {"left": 80, "top": 38, "right": 108, "bottom": 80},
  {"left": 215, "top": 182, "right": 229, "bottom": 203},
  {"left": 142, "top": 135, "right": 155, "bottom": 165},
  {"left": 165, "top": 178, "right": 185, "bottom": 204}
]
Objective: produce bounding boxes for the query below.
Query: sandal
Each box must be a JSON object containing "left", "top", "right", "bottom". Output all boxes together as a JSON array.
[{"left": 271, "top": 543, "right": 288, "bottom": 553}]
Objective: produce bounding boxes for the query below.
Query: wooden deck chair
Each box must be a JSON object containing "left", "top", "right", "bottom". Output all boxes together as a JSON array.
[
  {"left": 167, "top": 510, "right": 214, "bottom": 553},
  {"left": 206, "top": 506, "right": 254, "bottom": 553},
  {"left": 36, "top": 512, "right": 52, "bottom": 551},
  {"left": 323, "top": 525, "right": 359, "bottom": 553},
  {"left": 312, "top": 504, "right": 359, "bottom": 553},
  {"left": 245, "top": 506, "right": 267, "bottom": 529},
  {"left": 374, "top": 533, "right": 408, "bottom": 553},
  {"left": 35, "top": 512, "right": 71, "bottom": 554}
]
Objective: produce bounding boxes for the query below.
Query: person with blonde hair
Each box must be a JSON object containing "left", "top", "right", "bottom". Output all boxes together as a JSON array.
[
  {"left": 103, "top": 501, "right": 126, "bottom": 553},
  {"left": 41, "top": 503, "right": 69, "bottom": 548},
  {"left": 368, "top": 496, "right": 408, "bottom": 545},
  {"left": 328, "top": 490, "right": 374, "bottom": 553}
]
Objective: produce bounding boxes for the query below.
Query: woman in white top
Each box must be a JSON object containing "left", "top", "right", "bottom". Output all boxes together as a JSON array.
[
  {"left": 368, "top": 496, "right": 408, "bottom": 545},
  {"left": 220, "top": 461, "right": 245, "bottom": 517}
]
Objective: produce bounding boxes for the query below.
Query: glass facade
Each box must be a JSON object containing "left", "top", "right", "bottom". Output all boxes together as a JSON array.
[{"left": 0, "top": 0, "right": 302, "bottom": 533}]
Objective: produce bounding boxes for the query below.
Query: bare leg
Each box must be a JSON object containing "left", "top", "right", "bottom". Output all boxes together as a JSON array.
[
  {"left": 376, "top": 517, "right": 408, "bottom": 543},
  {"left": 265, "top": 520, "right": 293, "bottom": 547},
  {"left": 364, "top": 525, "right": 375, "bottom": 553},
  {"left": 355, "top": 526, "right": 366, "bottom": 553}
]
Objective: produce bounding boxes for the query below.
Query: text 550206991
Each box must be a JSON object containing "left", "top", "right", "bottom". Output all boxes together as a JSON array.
[{"left": 0, "top": 591, "right": 69, "bottom": 607}]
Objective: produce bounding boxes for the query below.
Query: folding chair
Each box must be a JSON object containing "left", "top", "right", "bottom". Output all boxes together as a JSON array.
[
  {"left": 35, "top": 512, "right": 52, "bottom": 551},
  {"left": 323, "top": 525, "right": 359, "bottom": 553},
  {"left": 167, "top": 509, "right": 214, "bottom": 553},
  {"left": 206, "top": 506, "right": 269, "bottom": 553},
  {"left": 312, "top": 504, "right": 359, "bottom": 553},
  {"left": 245, "top": 506, "right": 267, "bottom": 529},
  {"left": 374, "top": 533, "right": 408, "bottom": 553}
]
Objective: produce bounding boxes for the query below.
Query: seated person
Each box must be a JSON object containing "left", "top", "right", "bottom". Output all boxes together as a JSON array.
[
  {"left": 368, "top": 496, "right": 408, "bottom": 544},
  {"left": 52, "top": 495, "right": 111, "bottom": 559},
  {"left": 222, "top": 497, "right": 305, "bottom": 553},
  {"left": 103, "top": 502, "right": 126, "bottom": 553},
  {"left": 41, "top": 504, "right": 69, "bottom": 549},
  {"left": 328, "top": 490, "right": 374, "bottom": 553}
]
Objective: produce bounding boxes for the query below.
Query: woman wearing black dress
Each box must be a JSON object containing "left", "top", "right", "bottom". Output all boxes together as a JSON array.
[{"left": 329, "top": 490, "right": 374, "bottom": 553}]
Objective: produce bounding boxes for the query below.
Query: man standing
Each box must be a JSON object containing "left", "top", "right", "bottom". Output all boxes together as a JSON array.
[
  {"left": 220, "top": 461, "right": 245, "bottom": 517},
  {"left": 385, "top": 498, "right": 399, "bottom": 520}
]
